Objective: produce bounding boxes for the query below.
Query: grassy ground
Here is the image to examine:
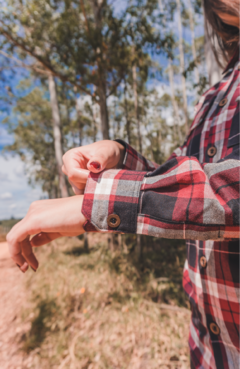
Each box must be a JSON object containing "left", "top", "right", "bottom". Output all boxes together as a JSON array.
[
  {"left": 17, "top": 234, "right": 190, "bottom": 369},
  {"left": 0, "top": 218, "right": 21, "bottom": 241}
]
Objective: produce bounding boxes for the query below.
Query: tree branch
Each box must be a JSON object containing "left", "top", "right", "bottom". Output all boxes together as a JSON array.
[
  {"left": 0, "top": 50, "right": 49, "bottom": 76},
  {"left": 79, "top": 0, "right": 90, "bottom": 35},
  {"left": 107, "top": 71, "right": 126, "bottom": 98},
  {"left": 0, "top": 26, "right": 94, "bottom": 99}
]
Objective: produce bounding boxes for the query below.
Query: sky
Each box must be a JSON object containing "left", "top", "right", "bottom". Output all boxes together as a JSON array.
[
  {"left": 0, "top": 154, "right": 44, "bottom": 220},
  {"left": 0, "top": 97, "right": 46, "bottom": 220}
]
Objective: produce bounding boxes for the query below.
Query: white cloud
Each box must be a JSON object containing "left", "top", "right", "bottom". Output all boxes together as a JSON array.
[
  {"left": 0, "top": 192, "right": 12, "bottom": 199},
  {"left": 0, "top": 171, "right": 9, "bottom": 182},
  {"left": 0, "top": 126, "right": 14, "bottom": 147},
  {"left": 0, "top": 154, "right": 46, "bottom": 220}
]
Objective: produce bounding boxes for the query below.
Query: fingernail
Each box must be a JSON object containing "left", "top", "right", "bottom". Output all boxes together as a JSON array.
[
  {"left": 16, "top": 264, "right": 25, "bottom": 273},
  {"left": 31, "top": 266, "right": 37, "bottom": 272},
  {"left": 90, "top": 161, "right": 100, "bottom": 170}
]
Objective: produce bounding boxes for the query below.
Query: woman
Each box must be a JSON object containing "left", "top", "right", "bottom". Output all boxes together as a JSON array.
[{"left": 7, "top": 1, "right": 240, "bottom": 368}]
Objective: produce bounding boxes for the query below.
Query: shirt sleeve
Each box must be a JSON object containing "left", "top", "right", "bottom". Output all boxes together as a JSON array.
[
  {"left": 82, "top": 143, "right": 240, "bottom": 240},
  {"left": 115, "top": 139, "right": 159, "bottom": 171}
]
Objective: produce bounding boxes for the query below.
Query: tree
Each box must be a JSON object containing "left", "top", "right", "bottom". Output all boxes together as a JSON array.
[
  {"left": 48, "top": 74, "right": 68, "bottom": 198},
  {"left": 2, "top": 79, "right": 95, "bottom": 197},
  {"left": 176, "top": 0, "right": 189, "bottom": 135},
  {"left": 187, "top": 0, "right": 200, "bottom": 85},
  {"left": 204, "top": 25, "right": 223, "bottom": 86},
  {"left": 3, "top": 83, "right": 60, "bottom": 198},
  {"left": 158, "top": 0, "right": 183, "bottom": 146},
  {"left": 0, "top": 0, "right": 133, "bottom": 139}
]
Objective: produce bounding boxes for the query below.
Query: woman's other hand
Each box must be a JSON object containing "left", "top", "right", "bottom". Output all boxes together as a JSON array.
[
  {"left": 6, "top": 196, "right": 86, "bottom": 273},
  {"left": 62, "top": 140, "right": 125, "bottom": 195}
]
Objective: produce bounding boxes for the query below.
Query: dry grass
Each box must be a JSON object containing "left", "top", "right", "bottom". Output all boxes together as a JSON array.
[{"left": 18, "top": 235, "right": 191, "bottom": 369}]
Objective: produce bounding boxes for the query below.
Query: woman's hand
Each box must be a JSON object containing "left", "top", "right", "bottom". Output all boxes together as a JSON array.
[
  {"left": 62, "top": 140, "right": 125, "bottom": 195},
  {"left": 6, "top": 196, "right": 86, "bottom": 273}
]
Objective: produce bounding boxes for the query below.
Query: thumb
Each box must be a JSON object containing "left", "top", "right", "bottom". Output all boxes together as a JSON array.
[{"left": 87, "top": 154, "right": 109, "bottom": 173}]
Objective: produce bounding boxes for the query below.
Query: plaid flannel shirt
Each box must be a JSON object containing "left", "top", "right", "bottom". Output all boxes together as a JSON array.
[{"left": 82, "top": 48, "right": 240, "bottom": 368}]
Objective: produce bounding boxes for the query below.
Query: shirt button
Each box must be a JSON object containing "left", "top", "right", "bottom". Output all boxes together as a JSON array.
[
  {"left": 107, "top": 214, "right": 121, "bottom": 228},
  {"left": 200, "top": 256, "right": 207, "bottom": 268},
  {"left": 207, "top": 146, "right": 217, "bottom": 157},
  {"left": 219, "top": 98, "right": 228, "bottom": 107},
  {"left": 210, "top": 322, "right": 220, "bottom": 335}
]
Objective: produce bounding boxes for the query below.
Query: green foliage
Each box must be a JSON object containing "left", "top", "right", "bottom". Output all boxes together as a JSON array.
[{"left": 3, "top": 84, "right": 60, "bottom": 196}]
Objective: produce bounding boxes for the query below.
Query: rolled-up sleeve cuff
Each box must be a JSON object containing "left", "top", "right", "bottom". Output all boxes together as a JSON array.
[
  {"left": 82, "top": 169, "right": 146, "bottom": 233},
  {"left": 114, "top": 139, "right": 158, "bottom": 171}
]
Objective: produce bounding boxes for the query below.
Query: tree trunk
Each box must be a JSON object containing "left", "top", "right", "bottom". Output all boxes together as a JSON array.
[
  {"left": 159, "top": 0, "right": 182, "bottom": 144},
  {"left": 176, "top": 0, "right": 189, "bottom": 135},
  {"left": 132, "top": 63, "right": 143, "bottom": 260},
  {"left": 124, "top": 78, "right": 131, "bottom": 145},
  {"left": 90, "top": 0, "right": 110, "bottom": 140},
  {"left": 83, "top": 233, "right": 89, "bottom": 252},
  {"left": 98, "top": 85, "right": 110, "bottom": 140},
  {"left": 135, "top": 234, "right": 143, "bottom": 262},
  {"left": 48, "top": 74, "right": 68, "bottom": 198},
  {"left": 92, "top": 98, "right": 98, "bottom": 142},
  {"left": 204, "top": 23, "right": 223, "bottom": 86},
  {"left": 187, "top": 0, "right": 200, "bottom": 85},
  {"left": 168, "top": 59, "right": 183, "bottom": 143},
  {"left": 75, "top": 98, "right": 83, "bottom": 146},
  {"left": 132, "top": 64, "right": 142, "bottom": 154}
]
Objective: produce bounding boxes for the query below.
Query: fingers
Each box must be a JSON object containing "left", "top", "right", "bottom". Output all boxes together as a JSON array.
[
  {"left": 69, "top": 180, "right": 85, "bottom": 195},
  {"left": 21, "top": 237, "right": 39, "bottom": 271},
  {"left": 87, "top": 153, "right": 109, "bottom": 173},
  {"left": 87, "top": 144, "right": 122, "bottom": 172},
  {"left": 7, "top": 219, "right": 39, "bottom": 273},
  {"left": 62, "top": 158, "right": 89, "bottom": 194},
  {"left": 62, "top": 150, "right": 89, "bottom": 184},
  {"left": 63, "top": 165, "right": 89, "bottom": 184},
  {"left": 16, "top": 262, "right": 29, "bottom": 273},
  {"left": 7, "top": 221, "right": 28, "bottom": 272},
  {"left": 31, "top": 232, "right": 61, "bottom": 247},
  {"left": 8, "top": 235, "right": 30, "bottom": 273}
]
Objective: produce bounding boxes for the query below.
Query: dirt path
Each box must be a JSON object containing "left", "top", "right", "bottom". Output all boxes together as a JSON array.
[{"left": 0, "top": 242, "right": 27, "bottom": 369}]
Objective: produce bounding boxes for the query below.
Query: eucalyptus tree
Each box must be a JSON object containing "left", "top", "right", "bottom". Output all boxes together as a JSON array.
[
  {"left": 0, "top": 0, "right": 132, "bottom": 140},
  {"left": 187, "top": 0, "right": 200, "bottom": 85},
  {"left": 3, "top": 84, "right": 61, "bottom": 198}
]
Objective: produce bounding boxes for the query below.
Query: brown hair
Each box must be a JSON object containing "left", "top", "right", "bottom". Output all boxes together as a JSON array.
[{"left": 203, "top": 0, "right": 239, "bottom": 67}]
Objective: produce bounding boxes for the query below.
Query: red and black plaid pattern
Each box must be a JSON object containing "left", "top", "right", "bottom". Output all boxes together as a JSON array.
[
  {"left": 82, "top": 49, "right": 240, "bottom": 368},
  {"left": 115, "top": 139, "right": 159, "bottom": 172},
  {"left": 82, "top": 169, "right": 145, "bottom": 233}
]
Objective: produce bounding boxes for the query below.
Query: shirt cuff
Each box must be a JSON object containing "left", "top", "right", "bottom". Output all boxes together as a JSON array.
[
  {"left": 82, "top": 169, "right": 146, "bottom": 233},
  {"left": 114, "top": 139, "right": 158, "bottom": 171}
]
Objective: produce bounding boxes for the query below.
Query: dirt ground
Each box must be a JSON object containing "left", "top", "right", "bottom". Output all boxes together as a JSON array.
[
  {"left": 0, "top": 238, "right": 191, "bottom": 369},
  {"left": 0, "top": 242, "right": 27, "bottom": 369}
]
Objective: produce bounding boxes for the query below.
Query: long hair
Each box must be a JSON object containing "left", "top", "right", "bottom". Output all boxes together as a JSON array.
[{"left": 203, "top": 0, "right": 239, "bottom": 67}]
